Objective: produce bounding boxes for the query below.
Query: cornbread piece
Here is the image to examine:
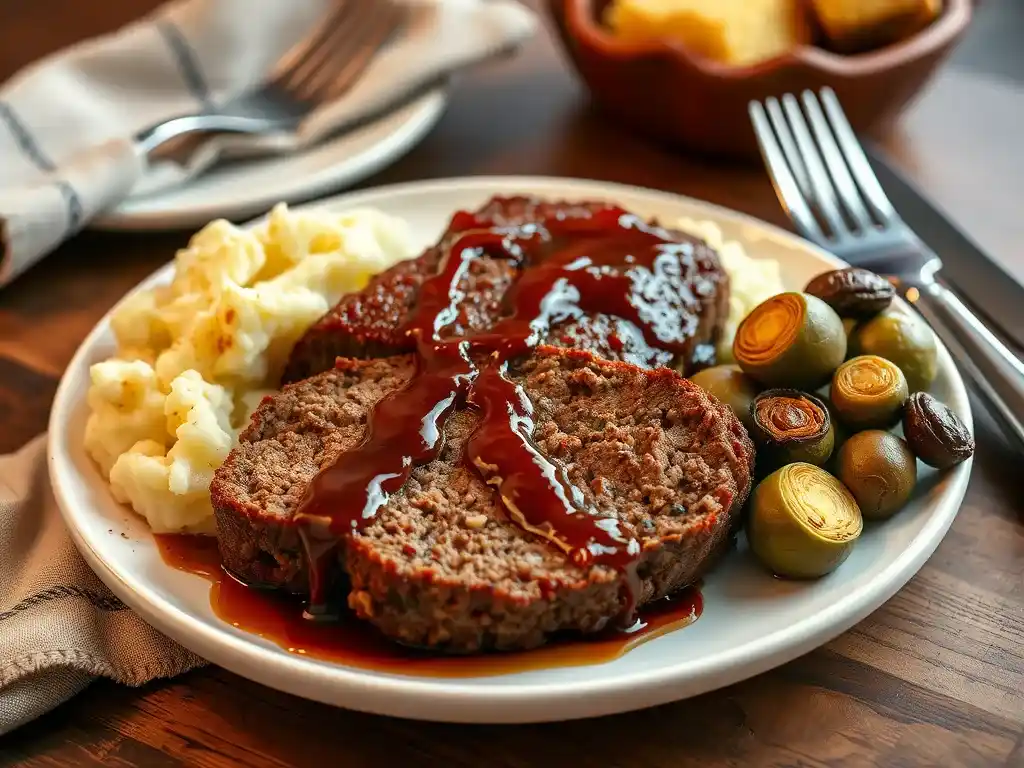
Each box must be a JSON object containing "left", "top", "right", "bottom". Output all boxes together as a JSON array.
[
  {"left": 211, "top": 347, "right": 755, "bottom": 651},
  {"left": 283, "top": 196, "right": 729, "bottom": 382},
  {"left": 809, "top": 0, "right": 943, "bottom": 52},
  {"left": 603, "top": 0, "right": 809, "bottom": 67}
]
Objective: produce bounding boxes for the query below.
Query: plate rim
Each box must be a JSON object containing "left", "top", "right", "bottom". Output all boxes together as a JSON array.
[
  {"left": 90, "top": 88, "right": 449, "bottom": 232},
  {"left": 48, "top": 175, "right": 973, "bottom": 723}
]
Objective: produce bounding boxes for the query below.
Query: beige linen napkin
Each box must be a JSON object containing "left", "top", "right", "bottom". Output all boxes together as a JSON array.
[
  {"left": 0, "top": 0, "right": 536, "bottom": 287},
  {"left": 0, "top": 436, "right": 206, "bottom": 735}
]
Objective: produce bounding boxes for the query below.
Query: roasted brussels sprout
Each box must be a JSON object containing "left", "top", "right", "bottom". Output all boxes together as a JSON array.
[
  {"left": 902, "top": 392, "right": 974, "bottom": 469},
  {"left": 805, "top": 267, "right": 895, "bottom": 318},
  {"left": 831, "top": 355, "right": 909, "bottom": 430},
  {"left": 751, "top": 389, "right": 834, "bottom": 468},
  {"left": 733, "top": 292, "right": 847, "bottom": 390},
  {"left": 835, "top": 431, "right": 917, "bottom": 519},
  {"left": 748, "top": 462, "right": 863, "bottom": 578}
]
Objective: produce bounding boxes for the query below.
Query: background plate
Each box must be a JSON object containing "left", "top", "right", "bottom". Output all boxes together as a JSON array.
[
  {"left": 49, "top": 176, "right": 972, "bottom": 724},
  {"left": 92, "top": 88, "right": 448, "bottom": 231}
]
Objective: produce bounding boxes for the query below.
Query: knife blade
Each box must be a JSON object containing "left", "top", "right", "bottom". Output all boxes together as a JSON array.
[{"left": 865, "top": 145, "right": 1024, "bottom": 350}]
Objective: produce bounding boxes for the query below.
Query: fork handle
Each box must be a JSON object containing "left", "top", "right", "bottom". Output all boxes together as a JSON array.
[
  {"left": 135, "top": 114, "right": 272, "bottom": 157},
  {"left": 907, "top": 278, "right": 1024, "bottom": 451}
]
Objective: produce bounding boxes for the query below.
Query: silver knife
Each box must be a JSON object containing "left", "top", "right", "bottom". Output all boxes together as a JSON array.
[{"left": 865, "top": 146, "right": 1024, "bottom": 352}]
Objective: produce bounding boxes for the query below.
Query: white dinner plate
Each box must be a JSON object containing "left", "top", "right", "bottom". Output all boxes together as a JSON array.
[
  {"left": 49, "top": 176, "right": 973, "bottom": 724},
  {"left": 91, "top": 88, "right": 448, "bottom": 232}
]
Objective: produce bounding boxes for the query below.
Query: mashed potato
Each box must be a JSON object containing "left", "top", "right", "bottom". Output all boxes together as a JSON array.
[
  {"left": 85, "top": 203, "right": 414, "bottom": 534},
  {"left": 675, "top": 217, "right": 784, "bottom": 362}
]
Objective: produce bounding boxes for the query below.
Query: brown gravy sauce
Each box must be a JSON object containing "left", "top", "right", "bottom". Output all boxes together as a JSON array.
[
  {"left": 293, "top": 206, "right": 702, "bottom": 623},
  {"left": 156, "top": 533, "right": 703, "bottom": 677}
]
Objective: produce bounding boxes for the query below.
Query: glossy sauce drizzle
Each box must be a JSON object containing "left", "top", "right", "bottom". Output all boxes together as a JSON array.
[
  {"left": 156, "top": 534, "right": 703, "bottom": 676},
  {"left": 293, "top": 208, "right": 698, "bottom": 623}
]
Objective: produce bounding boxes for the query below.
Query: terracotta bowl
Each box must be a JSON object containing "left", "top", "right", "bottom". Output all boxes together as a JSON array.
[{"left": 548, "top": 0, "right": 972, "bottom": 159}]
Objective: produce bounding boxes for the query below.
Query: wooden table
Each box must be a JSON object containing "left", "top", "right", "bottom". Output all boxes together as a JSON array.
[{"left": 3, "top": 3, "right": 1023, "bottom": 766}]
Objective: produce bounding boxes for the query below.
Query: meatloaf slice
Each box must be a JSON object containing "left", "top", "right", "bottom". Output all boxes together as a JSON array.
[
  {"left": 282, "top": 196, "right": 728, "bottom": 382},
  {"left": 211, "top": 346, "right": 754, "bottom": 652}
]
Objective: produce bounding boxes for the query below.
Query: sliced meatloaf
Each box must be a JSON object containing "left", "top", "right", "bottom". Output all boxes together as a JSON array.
[
  {"left": 211, "top": 346, "right": 754, "bottom": 653},
  {"left": 282, "top": 196, "right": 728, "bottom": 382}
]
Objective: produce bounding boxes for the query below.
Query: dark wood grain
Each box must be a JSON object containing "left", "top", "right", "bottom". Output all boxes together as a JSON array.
[{"left": 1, "top": 2, "right": 1023, "bottom": 766}]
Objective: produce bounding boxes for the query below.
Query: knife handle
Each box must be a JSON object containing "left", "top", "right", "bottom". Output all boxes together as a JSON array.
[{"left": 908, "top": 280, "right": 1024, "bottom": 452}]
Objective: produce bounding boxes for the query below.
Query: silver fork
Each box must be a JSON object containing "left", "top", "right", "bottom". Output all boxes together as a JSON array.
[
  {"left": 750, "top": 87, "right": 1024, "bottom": 452},
  {"left": 135, "top": 0, "right": 406, "bottom": 158}
]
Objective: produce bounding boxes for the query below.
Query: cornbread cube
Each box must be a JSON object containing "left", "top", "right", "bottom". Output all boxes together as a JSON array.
[
  {"left": 809, "top": 0, "right": 943, "bottom": 51},
  {"left": 603, "top": 0, "right": 809, "bottom": 67}
]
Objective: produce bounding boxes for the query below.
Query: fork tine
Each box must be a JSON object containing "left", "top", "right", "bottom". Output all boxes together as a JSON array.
[
  {"left": 764, "top": 97, "right": 812, "bottom": 202},
  {"left": 270, "top": 1, "right": 360, "bottom": 91},
  {"left": 749, "top": 100, "right": 826, "bottom": 244},
  {"left": 779, "top": 93, "right": 848, "bottom": 239},
  {"left": 301, "top": 3, "right": 406, "bottom": 102},
  {"left": 819, "top": 87, "right": 898, "bottom": 225},
  {"left": 766, "top": 96, "right": 840, "bottom": 240},
  {"left": 284, "top": 4, "right": 379, "bottom": 100},
  {"left": 800, "top": 90, "right": 875, "bottom": 234}
]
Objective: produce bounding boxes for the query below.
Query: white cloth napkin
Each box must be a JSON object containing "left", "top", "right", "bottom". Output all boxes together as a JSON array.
[
  {"left": 0, "top": 0, "right": 536, "bottom": 288},
  {"left": 0, "top": 437, "right": 207, "bottom": 735}
]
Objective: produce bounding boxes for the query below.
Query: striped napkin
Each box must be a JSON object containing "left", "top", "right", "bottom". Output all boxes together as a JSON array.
[{"left": 0, "top": 437, "right": 206, "bottom": 736}]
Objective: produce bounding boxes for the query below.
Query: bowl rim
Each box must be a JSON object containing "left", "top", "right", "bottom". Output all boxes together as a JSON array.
[{"left": 559, "top": 0, "right": 972, "bottom": 78}]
